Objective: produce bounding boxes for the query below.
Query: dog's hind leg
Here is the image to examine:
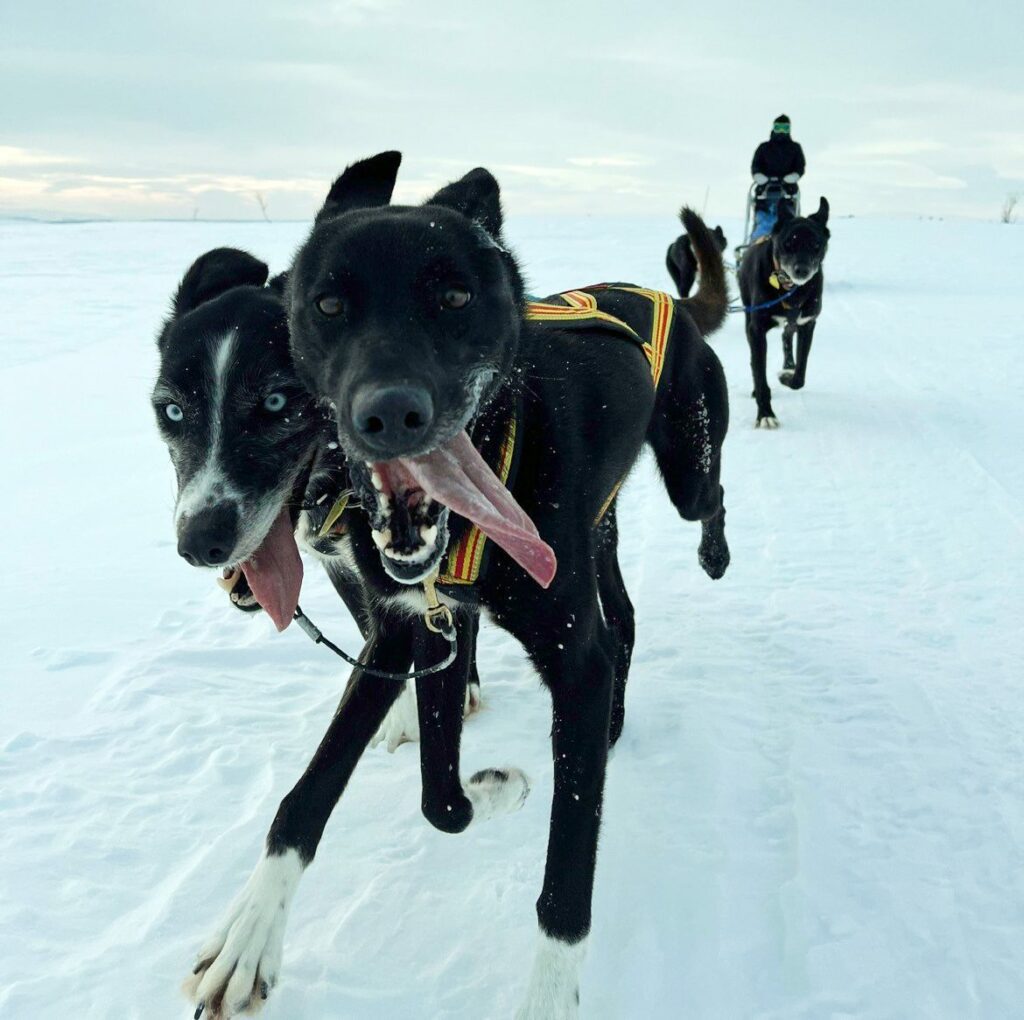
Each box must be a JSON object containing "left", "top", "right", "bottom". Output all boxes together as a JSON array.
[
  {"left": 780, "top": 319, "right": 816, "bottom": 390},
  {"left": 595, "top": 510, "right": 635, "bottom": 747},
  {"left": 185, "top": 620, "right": 412, "bottom": 1020},
  {"left": 647, "top": 349, "right": 731, "bottom": 580}
]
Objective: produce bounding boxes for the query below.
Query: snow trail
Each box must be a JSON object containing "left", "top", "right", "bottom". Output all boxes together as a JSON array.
[{"left": 1, "top": 215, "right": 1022, "bottom": 1018}]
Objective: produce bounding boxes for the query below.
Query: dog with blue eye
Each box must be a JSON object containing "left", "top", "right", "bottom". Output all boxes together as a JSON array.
[
  {"left": 151, "top": 246, "right": 482, "bottom": 758},
  {"left": 736, "top": 197, "right": 830, "bottom": 428}
]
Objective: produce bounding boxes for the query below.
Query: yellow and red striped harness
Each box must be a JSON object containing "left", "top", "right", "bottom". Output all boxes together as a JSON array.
[{"left": 438, "top": 284, "right": 675, "bottom": 586}]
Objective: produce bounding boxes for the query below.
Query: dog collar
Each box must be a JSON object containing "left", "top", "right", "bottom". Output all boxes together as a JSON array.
[{"left": 770, "top": 259, "right": 795, "bottom": 291}]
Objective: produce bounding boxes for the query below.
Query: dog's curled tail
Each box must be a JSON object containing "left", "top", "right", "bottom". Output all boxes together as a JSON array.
[{"left": 678, "top": 207, "right": 727, "bottom": 338}]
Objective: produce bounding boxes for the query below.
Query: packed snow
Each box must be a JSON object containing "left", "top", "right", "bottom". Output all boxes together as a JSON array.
[{"left": 1, "top": 212, "right": 1022, "bottom": 1019}]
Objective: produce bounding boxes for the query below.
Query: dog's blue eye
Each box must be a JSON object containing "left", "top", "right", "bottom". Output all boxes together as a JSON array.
[
  {"left": 165, "top": 403, "right": 184, "bottom": 422},
  {"left": 263, "top": 392, "right": 287, "bottom": 413}
]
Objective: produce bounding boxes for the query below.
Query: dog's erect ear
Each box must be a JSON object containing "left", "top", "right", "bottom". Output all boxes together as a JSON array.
[
  {"left": 425, "top": 168, "right": 503, "bottom": 238},
  {"left": 174, "top": 248, "right": 269, "bottom": 317},
  {"left": 810, "top": 196, "right": 830, "bottom": 227},
  {"left": 712, "top": 225, "right": 728, "bottom": 251},
  {"left": 317, "top": 151, "right": 402, "bottom": 222},
  {"left": 267, "top": 271, "right": 289, "bottom": 296}
]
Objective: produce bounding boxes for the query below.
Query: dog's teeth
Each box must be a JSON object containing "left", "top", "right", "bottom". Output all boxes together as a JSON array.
[
  {"left": 371, "top": 528, "right": 391, "bottom": 550},
  {"left": 420, "top": 524, "right": 438, "bottom": 545},
  {"left": 216, "top": 568, "right": 241, "bottom": 593},
  {"left": 371, "top": 470, "right": 383, "bottom": 491}
]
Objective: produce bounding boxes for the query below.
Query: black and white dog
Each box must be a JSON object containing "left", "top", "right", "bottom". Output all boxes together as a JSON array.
[
  {"left": 180, "top": 152, "right": 730, "bottom": 1019},
  {"left": 665, "top": 222, "right": 727, "bottom": 299},
  {"left": 152, "top": 245, "right": 480, "bottom": 752},
  {"left": 737, "top": 197, "right": 830, "bottom": 427}
]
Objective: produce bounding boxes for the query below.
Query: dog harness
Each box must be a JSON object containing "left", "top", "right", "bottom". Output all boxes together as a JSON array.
[{"left": 437, "top": 285, "right": 675, "bottom": 587}]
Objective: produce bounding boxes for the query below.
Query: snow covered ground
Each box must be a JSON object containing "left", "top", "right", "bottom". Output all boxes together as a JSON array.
[{"left": 1, "top": 211, "right": 1022, "bottom": 1019}]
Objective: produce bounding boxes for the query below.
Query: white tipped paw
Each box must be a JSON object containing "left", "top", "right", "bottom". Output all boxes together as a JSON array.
[
  {"left": 516, "top": 933, "right": 586, "bottom": 1019},
  {"left": 372, "top": 681, "right": 483, "bottom": 753},
  {"left": 465, "top": 767, "right": 530, "bottom": 823},
  {"left": 372, "top": 681, "right": 420, "bottom": 752},
  {"left": 756, "top": 415, "right": 780, "bottom": 429},
  {"left": 184, "top": 850, "right": 303, "bottom": 1019}
]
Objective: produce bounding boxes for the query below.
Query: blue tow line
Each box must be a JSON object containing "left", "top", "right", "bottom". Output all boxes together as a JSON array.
[{"left": 724, "top": 280, "right": 802, "bottom": 313}]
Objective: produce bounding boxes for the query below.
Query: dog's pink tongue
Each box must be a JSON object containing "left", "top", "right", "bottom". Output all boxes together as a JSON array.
[
  {"left": 241, "top": 509, "right": 303, "bottom": 631},
  {"left": 398, "top": 431, "right": 557, "bottom": 588}
]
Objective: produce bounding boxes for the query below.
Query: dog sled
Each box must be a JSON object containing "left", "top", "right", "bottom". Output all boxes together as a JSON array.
[{"left": 733, "top": 177, "right": 801, "bottom": 265}]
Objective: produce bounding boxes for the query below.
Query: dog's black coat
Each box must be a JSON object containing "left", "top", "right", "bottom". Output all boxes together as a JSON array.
[
  {"left": 666, "top": 223, "right": 726, "bottom": 300},
  {"left": 737, "top": 198, "right": 830, "bottom": 427},
  {"left": 191, "top": 153, "right": 732, "bottom": 1014}
]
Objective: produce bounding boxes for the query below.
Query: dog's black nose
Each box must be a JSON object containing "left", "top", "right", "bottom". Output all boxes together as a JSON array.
[
  {"left": 177, "top": 505, "right": 239, "bottom": 568},
  {"left": 351, "top": 384, "right": 434, "bottom": 453}
]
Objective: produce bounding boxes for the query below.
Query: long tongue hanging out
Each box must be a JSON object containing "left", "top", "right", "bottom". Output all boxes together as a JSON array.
[
  {"left": 393, "top": 430, "right": 557, "bottom": 588},
  {"left": 241, "top": 509, "right": 303, "bottom": 631}
]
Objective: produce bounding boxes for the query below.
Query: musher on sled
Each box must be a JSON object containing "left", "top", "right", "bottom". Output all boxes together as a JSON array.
[{"left": 737, "top": 114, "right": 806, "bottom": 259}]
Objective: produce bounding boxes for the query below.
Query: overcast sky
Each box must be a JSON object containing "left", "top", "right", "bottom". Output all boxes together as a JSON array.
[{"left": 2, "top": 0, "right": 1022, "bottom": 222}]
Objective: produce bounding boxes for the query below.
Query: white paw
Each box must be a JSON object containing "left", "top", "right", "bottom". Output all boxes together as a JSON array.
[
  {"left": 516, "top": 933, "right": 586, "bottom": 1020},
  {"left": 371, "top": 681, "right": 483, "bottom": 753},
  {"left": 466, "top": 680, "right": 482, "bottom": 716},
  {"left": 756, "top": 415, "right": 780, "bottom": 429},
  {"left": 184, "top": 849, "right": 303, "bottom": 1019},
  {"left": 464, "top": 767, "right": 530, "bottom": 823},
  {"left": 371, "top": 681, "right": 420, "bottom": 752}
]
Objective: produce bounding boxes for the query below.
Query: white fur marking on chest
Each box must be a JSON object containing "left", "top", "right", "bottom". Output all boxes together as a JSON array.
[{"left": 380, "top": 586, "right": 461, "bottom": 621}]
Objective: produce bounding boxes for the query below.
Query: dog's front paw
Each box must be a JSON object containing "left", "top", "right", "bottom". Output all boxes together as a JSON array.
[
  {"left": 372, "top": 680, "right": 483, "bottom": 753},
  {"left": 184, "top": 850, "right": 303, "bottom": 1019},
  {"left": 465, "top": 767, "right": 530, "bottom": 823},
  {"left": 778, "top": 369, "right": 804, "bottom": 390},
  {"left": 371, "top": 681, "right": 419, "bottom": 752},
  {"left": 755, "top": 414, "right": 780, "bottom": 429},
  {"left": 466, "top": 679, "right": 482, "bottom": 716},
  {"left": 516, "top": 934, "right": 586, "bottom": 1020}
]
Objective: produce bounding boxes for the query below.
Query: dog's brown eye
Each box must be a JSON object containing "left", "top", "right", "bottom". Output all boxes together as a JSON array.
[
  {"left": 317, "top": 295, "right": 344, "bottom": 317},
  {"left": 441, "top": 287, "right": 472, "bottom": 310}
]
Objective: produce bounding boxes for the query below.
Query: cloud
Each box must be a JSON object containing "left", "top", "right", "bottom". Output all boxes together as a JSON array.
[
  {"left": 566, "top": 156, "right": 651, "bottom": 168},
  {"left": 0, "top": 146, "right": 83, "bottom": 169}
]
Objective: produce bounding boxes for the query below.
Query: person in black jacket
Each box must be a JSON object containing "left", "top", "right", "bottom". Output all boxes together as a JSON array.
[{"left": 750, "top": 114, "right": 806, "bottom": 240}]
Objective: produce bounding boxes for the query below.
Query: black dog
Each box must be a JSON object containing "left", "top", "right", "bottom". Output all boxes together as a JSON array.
[
  {"left": 184, "top": 152, "right": 730, "bottom": 1019},
  {"left": 737, "top": 197, "right": 830, "bottom": 427},
  {"left": 666, "top": 222, "right": 727, "bottom": 299}
]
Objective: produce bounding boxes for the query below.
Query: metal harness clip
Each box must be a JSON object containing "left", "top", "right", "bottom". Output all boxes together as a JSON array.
[{"left": 422, "top": 571, "right": 455, "bottom": 637}]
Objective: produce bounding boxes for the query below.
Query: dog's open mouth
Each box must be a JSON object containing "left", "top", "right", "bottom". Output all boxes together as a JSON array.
[
  {"left": 217, "top": 455, "right": 316, "bottom": 634},
  {"left": 357, "top": 430, "right": 557, "bottom": 589}
]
